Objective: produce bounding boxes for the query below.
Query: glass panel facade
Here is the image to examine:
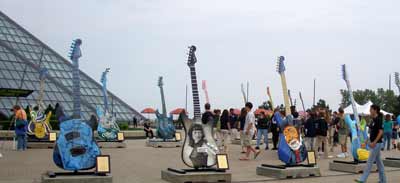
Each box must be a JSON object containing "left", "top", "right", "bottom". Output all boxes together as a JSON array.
[{"left": 0, "top": 11, "right": 143, "bottom": 121}]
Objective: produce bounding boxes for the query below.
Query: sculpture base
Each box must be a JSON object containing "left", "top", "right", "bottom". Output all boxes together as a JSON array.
[
  {"left": 329, "top": 160, "right": 377, "bottom": 173},
  {"left": 230, "top": 139, "right": 261, "bottom": 145},
  {"left": 97, "top": 141, "right": 127, "bottom": 148},
  {"left": 41, "top": 171, "right": 112, "bottom": 183},
  {"left": 256, "top": 164, "right": 321, "bottom": 179},
  {"left": 27, "top": 141, "right": 55, "bottom": 149},
  {"left": 383, "top": 158, "right": 400, "bottom": 168},
  {"left": 146, "top": 139, "right": 182, "bottom": 148},
  {"left": 161, "top": 168, "right": 231, "bottom": 183}
]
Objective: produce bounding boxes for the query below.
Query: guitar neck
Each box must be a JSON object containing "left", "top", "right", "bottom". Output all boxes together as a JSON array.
[
  {"left": 102, "top": 82, "right": 109, "bottom": 113},
  {"left": 72, "top": 59, "right": 81, "bottom": 119},
  {"left": 160, "top": 86, "right": 167, "bottom": 117},
  {"left": 268, "top": 94, "right": 274, "bottom": 109},
  {"left": 346, "top": 81, "right": 360, "bottom": 124},
  {"left": 189, "top": 67, "right": 201, "bottom": 119},
  {"left": 299, "top": 92, "right": 306, "bottom": 112},
  {"left": 279, "top": 73, "right": 291, "bottom": 116}
]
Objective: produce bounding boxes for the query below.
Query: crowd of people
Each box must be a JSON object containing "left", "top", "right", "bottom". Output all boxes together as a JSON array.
[{"left": 202, "top": 102, "right": 400, "bottom": 160}]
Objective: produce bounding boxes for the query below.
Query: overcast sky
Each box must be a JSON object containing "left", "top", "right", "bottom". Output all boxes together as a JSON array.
[{"left": 1, "top": 0, "right": 400, "bottom": 115}]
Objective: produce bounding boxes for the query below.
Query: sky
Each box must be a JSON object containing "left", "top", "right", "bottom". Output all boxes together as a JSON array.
[{"left": 1, "top": 0, "right": 400, "bottom": 115}]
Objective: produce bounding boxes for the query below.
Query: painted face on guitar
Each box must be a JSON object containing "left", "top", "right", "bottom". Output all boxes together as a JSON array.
[{"left": 283, "top": 126, "right": 301, "bottom": 151}]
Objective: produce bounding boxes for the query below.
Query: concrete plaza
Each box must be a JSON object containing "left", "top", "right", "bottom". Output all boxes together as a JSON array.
[{"left": 0, "top": 140, "right": 399, "bottom": 183}]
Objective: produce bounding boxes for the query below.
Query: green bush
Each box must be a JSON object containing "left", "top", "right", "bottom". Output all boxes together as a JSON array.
[{"left": 118, "top": 122, "right": 129, "bottom": 130}]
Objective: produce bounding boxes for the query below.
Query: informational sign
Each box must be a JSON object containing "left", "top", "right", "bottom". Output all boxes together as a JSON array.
[
  {"left": 175, "top": 132, "right": 182, "bottom": 141},
  {"left": 216, "top": 154, "right": 229, "bottom": 170},
  {"left": 49, "top": 132, "right": 57, "bottom": 142},
  {"left": 117, "top": 132, "right": 124, "bottom": 141},
  {"left": 96, "top": 155, "right": 111, "bottom": 174},
  {"left": 307, "top": 151, "right": 316, "bottom": 165}
]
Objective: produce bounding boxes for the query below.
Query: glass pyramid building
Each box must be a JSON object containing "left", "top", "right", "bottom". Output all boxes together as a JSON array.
[{"left": 0, "top": 11, "right": 143, "bottom": 121}]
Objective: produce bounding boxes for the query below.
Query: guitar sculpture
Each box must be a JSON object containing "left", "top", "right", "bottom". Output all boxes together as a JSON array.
[
  {"left": 202, "top": 80, "right": 210, "bottom": 104},
  {"left": 53, "top": 39, "right": 101, "bottom": 171},
  {"left": 267, "top": 87, "right": 274, "bottom": 109},
  {"left": 341, "top": 64, "right": 368, "bottom": 162},
  {"left": 96, "top": 68, "right": 120, "bottom": 141},
  {"left": 181, "top": 45, "right": 219, "bottom": 169},
  {"left": 27, "top": 68, "right": 52, "bottom": 139},
  {"left": 299, "top": 92, "right": 306, "bottom": 113},
  {"left": 241, "top": 83, "right": 247, "bottom": 104},
  {"left": 288, "top": 89, "right": 294, "bottom": 107},
  {"left": 155, "top": 76, "right": 176, "bottom": 140},
  {"left": 275, "top": 56, "right": 307, "bottom": 165},
  {"left": 395, "top": 72, "right": 400, "bottom": 94}
]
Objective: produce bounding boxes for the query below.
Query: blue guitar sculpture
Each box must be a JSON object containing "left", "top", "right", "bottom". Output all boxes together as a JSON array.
[
  {"left": 342, "top": 64, "right": 368, "bottom": 162},
  {"left": 155, "top": 76, "right": 176, "bottom": 140},
  {"left": 276, "top": 56, "right": 307, "bottom": 165},
  {"left": 53, "top": 39, "right": 101, "bottom": 171},
  {"left": 97, "top": 68, "right": 120, "bottom": 141}
]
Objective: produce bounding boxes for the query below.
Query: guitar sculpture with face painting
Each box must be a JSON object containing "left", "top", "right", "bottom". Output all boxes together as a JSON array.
[
  {"left": 341, "top": 64, "right": 368, "bottom": 162},
  {"left": 276, "top": 56, "right": 307, "bottom": 165},
  {"left": 180, "top": 46, "right": 219, "bottom": 169}
]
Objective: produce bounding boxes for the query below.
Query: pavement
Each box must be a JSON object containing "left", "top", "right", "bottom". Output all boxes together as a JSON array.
[{"left": 0, "top": 140, "right": 399, "bottom": 183}]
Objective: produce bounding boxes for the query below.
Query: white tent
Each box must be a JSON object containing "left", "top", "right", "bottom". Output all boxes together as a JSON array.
[{"left": 344, "top": 100, "right": 392, "bottom": 116}]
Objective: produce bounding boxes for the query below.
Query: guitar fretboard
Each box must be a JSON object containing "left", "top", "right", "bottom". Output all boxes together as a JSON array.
[
  {"left": 189, "top": 67, "right": 201, "bottom": 119},
  {"left": 72, "top": 59, "right": 81, "bottom": 119}
]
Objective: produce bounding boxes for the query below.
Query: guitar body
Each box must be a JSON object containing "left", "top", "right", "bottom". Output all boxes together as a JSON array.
[
  {"left": 181, "top": 115, "right": 218, "bottom": 168},
  {"left": 53, "top": 119, "right": 100, "bottom": 170},
  {"left": 156, "top": 111, "right": 175, "bottom": 139},
  {"left": 181, "top": 45, "right": 219, "bottom": 169},
  {"left": 27, "top": 110, "right": 52, "bottom": 139},
  {"left": 97, "top": 108, "right": 120, "bottom": 141},
  {"left": 276, "top": 56, "right": 307, "bottom": 165}
]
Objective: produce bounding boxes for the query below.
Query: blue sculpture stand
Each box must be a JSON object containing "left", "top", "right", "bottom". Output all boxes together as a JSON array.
[
  {"left": 42, "top": 171, "right": 112, "bottom": 183},
  {"left": 162, "top": 168, "right": 231, "bottom": 183},
  {"left": 146, "top": 138, "right": 182, "bottom": 148}
]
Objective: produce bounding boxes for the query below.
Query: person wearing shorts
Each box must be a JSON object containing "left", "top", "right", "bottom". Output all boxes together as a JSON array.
[{"left": 337, "top": 108, "right": 349, "bottom": 158}]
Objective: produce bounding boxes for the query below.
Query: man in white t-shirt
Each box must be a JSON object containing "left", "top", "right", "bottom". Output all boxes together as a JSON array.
[{"left": 240, "top": 102, "right": 260, "bottom": 160}]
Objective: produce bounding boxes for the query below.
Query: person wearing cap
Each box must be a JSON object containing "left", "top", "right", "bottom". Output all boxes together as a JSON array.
[{"left": 13, "top": 105, "right": 28, "bottom": 151}]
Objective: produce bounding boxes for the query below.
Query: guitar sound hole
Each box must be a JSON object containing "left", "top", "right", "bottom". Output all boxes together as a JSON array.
[
  {"left": 70, "top": 146, "right": 86, "bottom": 157},
  {"left": 65, "top": 131, "right": 80, "bottom": 141}
]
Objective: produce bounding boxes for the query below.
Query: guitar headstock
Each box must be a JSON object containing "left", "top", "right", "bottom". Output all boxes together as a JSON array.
[
  {"left": 341, "top": 64, "right": 348, "bottom": 82},
  {"left": 395, "top": 72, "right": 400, "bottom": 87},
  {"left": 100, "top": 68, "right": 110, "bottom": 84},
  {"left": 276, "top": 56, "right": 286, "bottom": 74},
  {"left": 241, "top": 83, "right": 245, "bottom": 93},
  {"left": 158, "top": 76, "right": 163, "bottom": 88},
  {"left": 202, "top": 80, "right": 207, "bottom": 90},
  {"left": 267, "top": 87, "right": 271, "bottom": 96},
  {"left": 39, "top": 68, "right": 49, "bottom": 80},
  {"left": 69, "top": 39, "right": 82, "bottom": 61},
  {"left": 186, "top": 45, "right": 197, "bottom": 68}
]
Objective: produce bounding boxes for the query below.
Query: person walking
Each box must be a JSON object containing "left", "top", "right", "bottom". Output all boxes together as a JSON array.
[
  {"left": 392, "top": 115, "right": 398, "bottom": 149},
  {"left": 13, "top": 105, "right": 28, "bottom": 151},
  {"left": 383, "top": 114, "right": 393, "bottom": 151},
  {"left": 304, "top": 110, "right": 317, "bottom": 152},
  {"left": 271, "top": 108, "right": 280, "bottom": 150},
  {"left": 336, "top": 108, "right": 349, "bottom": 158},
  {"left": 133, "top": 117, "right": 138, "bottom": 128},
  {"left": 314, "top": 108, "right": 329, "bottom": 159},
  {"left": 218, "top": 109, "right": 230, "bottom": 153},
  {"left": 239, "top": 102, "right": 260, "bottom": 160},
  {"left": 255, "top": 111, "right": 270, "bottom": 150},
  {"left": 355, "top": 104, "right": 386, "bottom": 183},
  {"left": 228, "top": 108, "right": 239, "bottom": 140},
  {"left": 238, "top": 108, "right": 247, "bottom": 153}
]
